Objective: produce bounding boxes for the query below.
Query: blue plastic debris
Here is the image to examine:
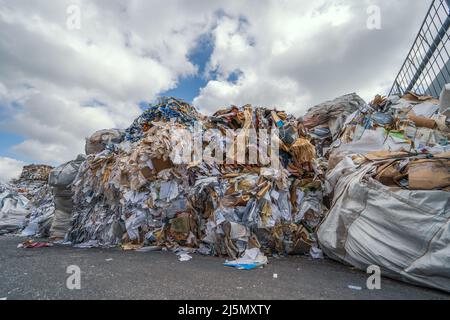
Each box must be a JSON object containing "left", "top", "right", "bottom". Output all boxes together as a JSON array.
[
  {"left": 223, "top": 261, "right": 266, "bottom": 270},
  {"left": 223, "top": 248, "right": 268, "bottom": 270},
  {"left": 125, "top": 97, "right": 202, "bottom": 142}
]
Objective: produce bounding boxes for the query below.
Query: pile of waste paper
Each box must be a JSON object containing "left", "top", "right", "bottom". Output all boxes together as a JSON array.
[
  {"left": 47, "top": 155, "right": 85, "bottom": 240},
  {"left": 302, "top": 93, "right": 366, "bottom": 157},
  {"left": 324, "top": 92, "right": 449, "bottom": 167},
  {"left": 125, "top": 97, "right": 205, "bottom": 142},
  {"left": 0, "top": 182, "right": 29, "bottom": 235},
  {"left": 17, "top": 164, "right": 53, "bottom": 182},
  {"left": 316, "top": 88, "right": 450, "bottom": 292},
  {"left": 3, "top": 86, "right": 449, "bottom": 290},
  {"left": 66, "top": 97, "right": 327, "bottom": 265},
  {"left": 0, "top": 165, "right": 54, "bottom": 236}
]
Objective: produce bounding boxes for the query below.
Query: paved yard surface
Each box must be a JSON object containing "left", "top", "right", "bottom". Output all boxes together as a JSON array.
[{"left": 0, "top": 236, "right": 448, "bottom": 300}]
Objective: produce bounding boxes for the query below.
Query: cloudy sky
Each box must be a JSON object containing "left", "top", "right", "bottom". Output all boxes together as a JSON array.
[{"left": 0, "top": 0, "right": 431, "bottom": 182}]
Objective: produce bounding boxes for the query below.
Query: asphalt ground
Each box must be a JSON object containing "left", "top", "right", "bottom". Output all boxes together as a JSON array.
[{"left": 0, "top": 235, "right": 449, "bottom": 300}]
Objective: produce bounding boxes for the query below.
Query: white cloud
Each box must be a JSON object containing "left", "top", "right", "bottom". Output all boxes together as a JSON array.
[
  {"left": 194, "top": 0, "right": 430, "bottom": 115},
  {"left": 0, "top": 0, "right": 217, "bottom": 165},
  {"left": 195, "top": 71, "right": 310, "bottom": 116},
  {"left": 0, "top": 157, "right": 25, "bottom": 183},
  {"left": 0, "top": 0, "right": 432, "bottom": 165}
]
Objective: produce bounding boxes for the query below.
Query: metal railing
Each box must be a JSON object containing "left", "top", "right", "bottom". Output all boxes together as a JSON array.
[{"left": 389, "top": 0, "right": 450, "bottom": 98}]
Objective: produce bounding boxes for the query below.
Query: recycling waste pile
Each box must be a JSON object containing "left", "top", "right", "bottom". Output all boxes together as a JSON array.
[
  {"left": 316, "top": 89, "right": 450, "bottom": 292},
  {"left": 1, "top": 86, "right": 449, "bottom": 290},
  {"left": 66, "top": 97, "right": 326, "bottom": 267},
  {"left": 0, "top": 165, "right": 54, "bottom": 236}
]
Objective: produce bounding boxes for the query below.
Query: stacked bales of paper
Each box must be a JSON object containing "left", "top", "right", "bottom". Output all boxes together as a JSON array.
[
  {"left": 0, "top": 164, "right": 54, "bottom": 235},
  {"left": 67, "top": 97, "right": 327, "bottom": 258},
  {"left": 48, "top": 155, "right": 85, "bottom": 239},
  {"left": 318, "top": 89, "right": 450, "bottom": 292}
]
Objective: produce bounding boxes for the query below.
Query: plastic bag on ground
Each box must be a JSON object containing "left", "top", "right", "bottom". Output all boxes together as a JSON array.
[{"left": 224, "top": 248, "right": 268, "bottom": 270}]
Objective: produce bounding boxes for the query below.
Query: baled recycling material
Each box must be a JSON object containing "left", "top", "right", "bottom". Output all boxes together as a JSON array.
[
  {"left": 0, "top": 165, "right": 54, "bottom": 236},
  {"left": 1, "top": 88, "right": 449, "bottom": 292},
  {"left": 0, "top": 187, "right": 29, "bottom": 235},
  {"left": 303, "top": 93, "right": 366, "bottom": 157},
  {"left": 316, "top": 88, "right": 450, "bottom": 292},
  {"left": 49, "top": 155, "right": 86, "bottom": 239},
  {"left": 85, "top": 129, "right": 124, "bottom": 155},
  {"left": 67, "top": 97, "right": 326, "bottom": 259},
  {"left": 318, "top": 156, "right": 449, "bottom": 292}
]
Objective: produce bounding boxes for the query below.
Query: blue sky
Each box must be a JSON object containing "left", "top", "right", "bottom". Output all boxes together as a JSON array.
[{"left": 160, "top": 34, "right": 213, "bottom": 104}]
